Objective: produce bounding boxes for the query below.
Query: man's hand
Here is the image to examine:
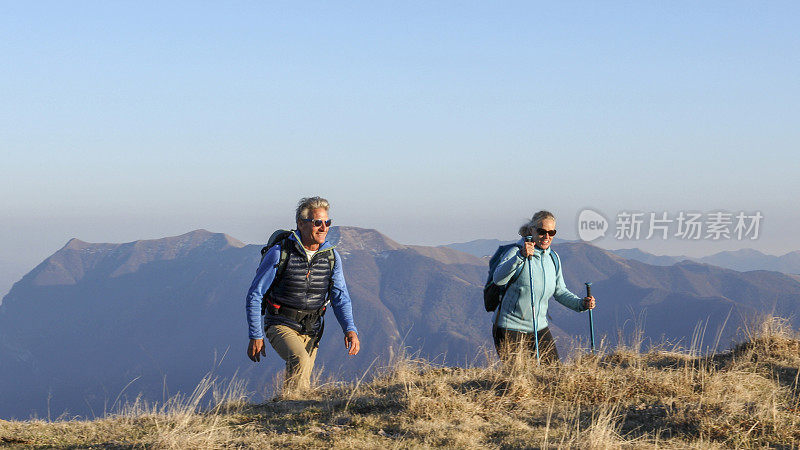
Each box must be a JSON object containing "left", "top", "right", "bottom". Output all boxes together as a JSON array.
[
  {"left": 344, "top": 331, "right": 360, "bottom": 356},
  {"left": 247, "top": 338, "right": 266, "bottom": 362},
  {"left": 583, "top": 295, "right": 596, "bottom": 310}
]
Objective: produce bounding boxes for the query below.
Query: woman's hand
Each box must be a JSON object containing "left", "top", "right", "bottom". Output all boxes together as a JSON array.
[
  {"left": 520, "top": 241, "right": 536, "bottom": 258},
  {"left": 583, "top": 295, "right": 596, "bottom": 310}
]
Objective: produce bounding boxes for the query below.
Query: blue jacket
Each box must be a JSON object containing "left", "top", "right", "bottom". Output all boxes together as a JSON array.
[
  {"left": 492, "top": 239, "right": 585, "bottom": 333},
  {"left": 246, "top": 231, "right": 358, "bottom": 340}
]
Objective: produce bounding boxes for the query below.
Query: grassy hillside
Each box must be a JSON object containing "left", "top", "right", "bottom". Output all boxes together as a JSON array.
[{"left": 2, "top": 317, "right": 799, "bottom": 448}]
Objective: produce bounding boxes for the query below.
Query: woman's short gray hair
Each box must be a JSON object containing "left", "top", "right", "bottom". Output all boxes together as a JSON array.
[
  {"left": 295, "top": 196, "right": 330, "bottom": 222},
  {"left": 518, "top": 210, "right": 556, "bottom": 237}
]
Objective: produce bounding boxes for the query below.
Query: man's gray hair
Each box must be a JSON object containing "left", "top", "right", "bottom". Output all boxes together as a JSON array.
[
  {"left": 295, "top": 196, "right": 330, "bottom": 222},
  {"left": 518, "top": 210, "right": 556, "bottom": 237}
]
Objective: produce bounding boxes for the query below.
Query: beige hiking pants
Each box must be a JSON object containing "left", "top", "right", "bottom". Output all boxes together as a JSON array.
[{"left": 265, "top": 324, "right": 319, "bottom": 392}]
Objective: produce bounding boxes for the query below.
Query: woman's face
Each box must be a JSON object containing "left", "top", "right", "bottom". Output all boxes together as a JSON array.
[{"left": 534, "top": 218, "right": 556, "bottom": 250}]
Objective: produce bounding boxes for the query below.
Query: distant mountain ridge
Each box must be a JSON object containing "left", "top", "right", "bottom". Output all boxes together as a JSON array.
[
  {"left": 608, "top": 248, "right": 685, "bottom": 266},
  {"left": 696, "top": 248, "right": 800, "bottom": 273},
  {"left": 442, "top": 239, "right": 513, "bottom": 259},
  {"left": 27, "top": 230, "right": 245, "bottom": 286},
  {"left": 608, "top": 247, "right": 800, "bottom": 274},
  {"left": 444, "top": 237, "right": 800, "bottom": 274},
  {"left": 442, "top": 238, "right": 572, "bottom": 258},
  {"left": 2, "top": 228, "right": 799, "bottom": 420}
]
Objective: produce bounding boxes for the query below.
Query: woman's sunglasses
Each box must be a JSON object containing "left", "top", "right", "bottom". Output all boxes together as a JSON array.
[
  {"left": 301, "top": 218, "right": 332, "bottom": 227},
  {"left": 536, "top": 228, "right": 557, "bottom": 237}
]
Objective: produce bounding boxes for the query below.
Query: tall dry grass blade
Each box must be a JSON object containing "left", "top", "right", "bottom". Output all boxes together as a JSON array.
[
  {"left": 344, "top": 355, "right": 380, "bottom": 411},
  {"left": 109, "top": 376, "right": 141, "bottom": 415}
]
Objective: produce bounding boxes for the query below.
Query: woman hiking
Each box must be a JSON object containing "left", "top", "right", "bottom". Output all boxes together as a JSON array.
[{"left": 492, "top": 210, "right": 596, "bottom": 364}]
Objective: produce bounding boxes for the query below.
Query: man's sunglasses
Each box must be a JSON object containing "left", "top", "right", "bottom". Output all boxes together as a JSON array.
[
  {"left": 537, "top": 228, "right": 557, "bottom": 237},
  {"left": 301, "top": 218, "right": 332, "bottom": 227}
]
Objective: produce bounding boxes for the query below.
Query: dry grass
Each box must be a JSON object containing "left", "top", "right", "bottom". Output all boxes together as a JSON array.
[{"left": 2, "top": 316, "right": 799, "bottom": 448}]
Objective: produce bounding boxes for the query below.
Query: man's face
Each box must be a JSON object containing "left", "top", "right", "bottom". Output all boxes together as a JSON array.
[
  {"left": 534, "top": 218, "right": 556, "bottom": 250},
  {"left": 297, "top": 208, "right": 330, "bottom": 246}
]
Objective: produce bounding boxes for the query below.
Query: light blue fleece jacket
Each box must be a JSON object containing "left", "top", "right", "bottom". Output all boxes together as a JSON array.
[
  {"left": 492, "top": 239, "right": 585, "bottom": 333},
  {"left": 246, "top": 231, "right": 358, "bottom": 340}
]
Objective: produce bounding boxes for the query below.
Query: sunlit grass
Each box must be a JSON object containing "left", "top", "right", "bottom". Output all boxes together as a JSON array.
[{"left": 2, "top": 316, "right": 799, "bottom": 448}]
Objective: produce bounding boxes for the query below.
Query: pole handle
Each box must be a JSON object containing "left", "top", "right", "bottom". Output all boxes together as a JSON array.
[{"left": 524, "top": 235, "right": 533, "bottom": 259}]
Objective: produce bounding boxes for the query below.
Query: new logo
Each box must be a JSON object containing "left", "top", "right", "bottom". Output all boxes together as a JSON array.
[{"left": 578, "top": 209, "right": 609, "bottom": 242}]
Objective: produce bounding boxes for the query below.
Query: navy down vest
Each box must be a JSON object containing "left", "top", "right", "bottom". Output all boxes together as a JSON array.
[{"left": 265, "top": 239, "right": 333, "bottom": 333}]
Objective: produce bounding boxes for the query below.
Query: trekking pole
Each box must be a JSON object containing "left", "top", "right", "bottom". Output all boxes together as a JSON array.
[
  {"left": 585, "top": 282, "right": 595, "bottom": 354},
  {"left": 526, "top": 236, "right": 540, "bottom": 363}
]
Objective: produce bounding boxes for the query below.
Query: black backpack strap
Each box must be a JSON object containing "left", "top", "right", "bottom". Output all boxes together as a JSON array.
[
  {"left": 325, "top": 249, "right": 336, "bottom": 300},
  {"left": 326, "top": 249, "right": 336, "bottom": 271},
  {"left": 274, "top": 238, "right": 291, "bottom": 282},
  {"left": 261, "top": 237, "right": 292, "bottom": 316}
]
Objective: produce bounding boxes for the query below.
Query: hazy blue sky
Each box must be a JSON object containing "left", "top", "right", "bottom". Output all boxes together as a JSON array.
[{"left": 2, "top": 1, "right": 799, "bottom": 295}]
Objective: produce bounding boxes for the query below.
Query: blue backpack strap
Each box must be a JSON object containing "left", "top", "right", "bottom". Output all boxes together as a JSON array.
[
  {"left": 550, "top": 248, "right": 560, "bottom": 275},
  {"left": 492, "top": 244, "right": 524, "bottom": 315},
  {"left": 487, "top": 244, "right": 523, "bottom": 283},
  {"left": 508, "top": 257, "right": 525, "bottom": 284}
]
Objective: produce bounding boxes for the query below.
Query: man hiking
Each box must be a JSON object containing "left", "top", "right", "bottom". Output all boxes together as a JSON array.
[{"left": 246, "top": 196, "right": 360, "bottom": 393}]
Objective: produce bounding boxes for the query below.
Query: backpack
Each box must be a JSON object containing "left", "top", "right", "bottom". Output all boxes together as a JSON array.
[
  {"left": 259, "top": 229, "right": 336, "bottom": 316},
  {"left": 483, "top": 244, "right": 561, "bottom": 312}
]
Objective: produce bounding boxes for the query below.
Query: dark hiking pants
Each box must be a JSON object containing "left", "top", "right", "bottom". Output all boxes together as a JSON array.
[{"left": 493, "top": 325, "right": 560, "bottom": 364}]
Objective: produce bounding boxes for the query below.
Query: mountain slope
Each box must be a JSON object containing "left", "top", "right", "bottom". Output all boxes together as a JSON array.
[
  {"left": 2, "top": 228, "right": 799, "bottom": 420},
  {"left": 0, "top": 228, "right": 488, "bottom": 420}
]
